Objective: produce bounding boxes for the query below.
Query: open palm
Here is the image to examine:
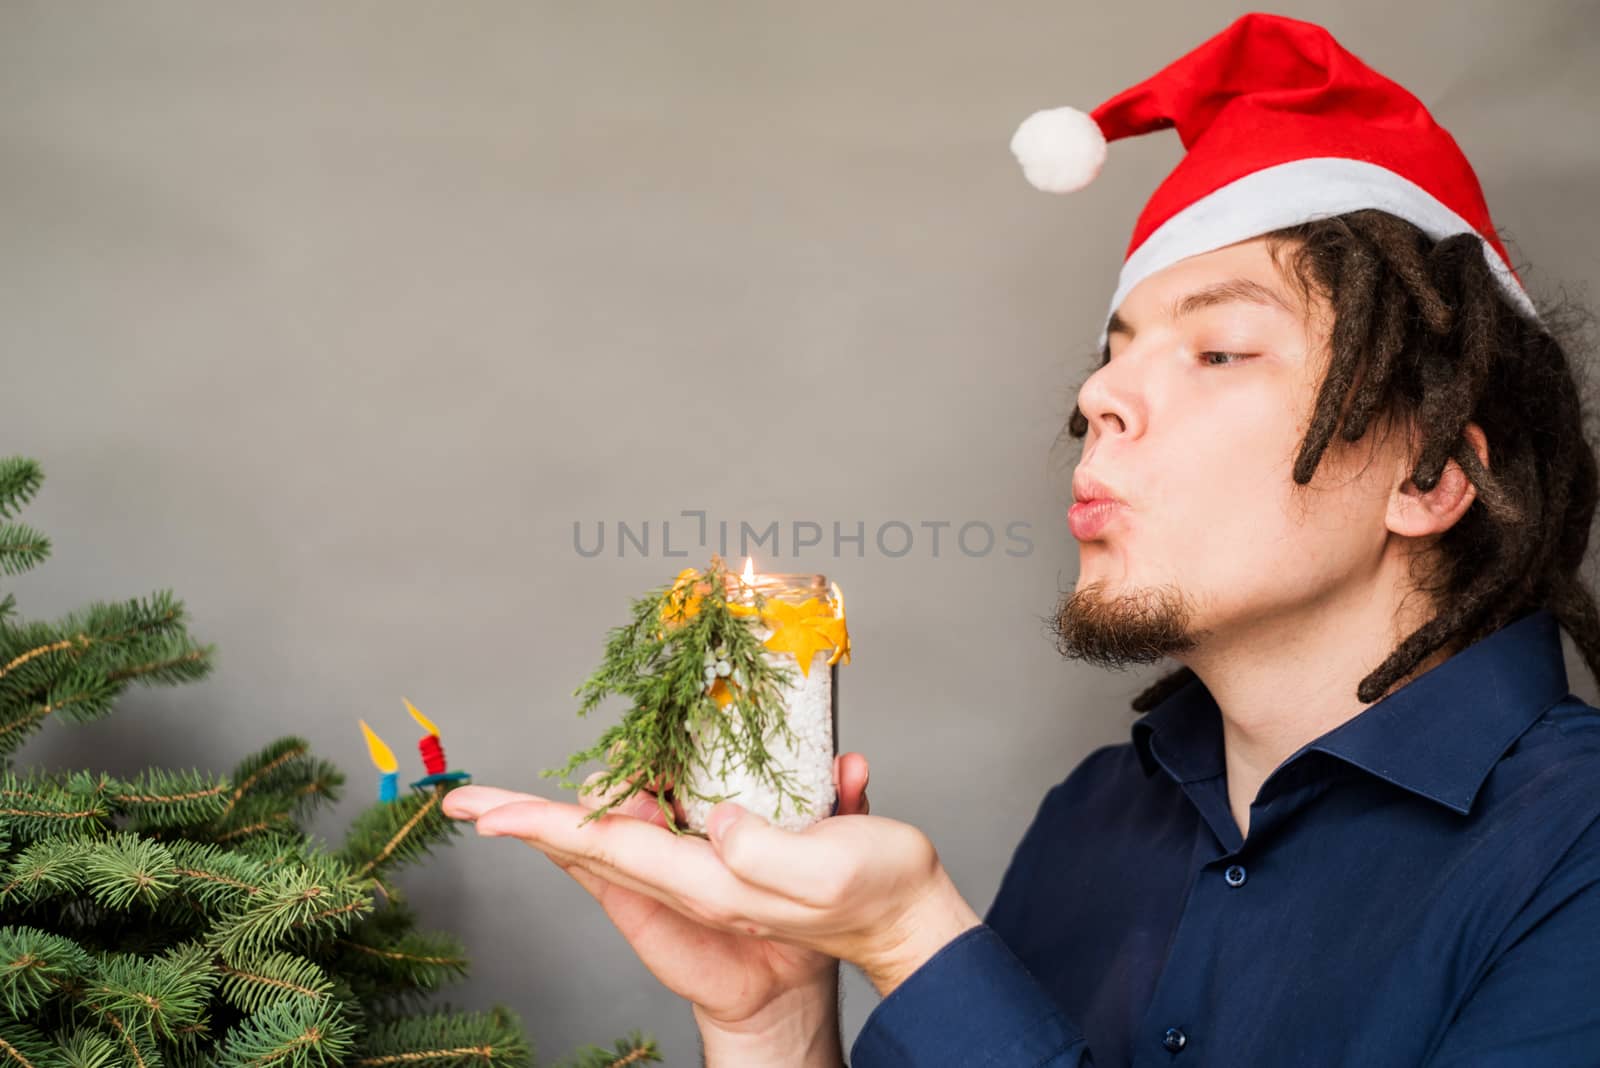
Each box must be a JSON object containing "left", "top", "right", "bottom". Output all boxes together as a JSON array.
[{"left": 466, "top": 753, "right": 870, "bottom": 1026}]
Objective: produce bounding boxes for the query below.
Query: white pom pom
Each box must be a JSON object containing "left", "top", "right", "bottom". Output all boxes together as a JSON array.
[{"left": 1009, "top": 106, "right": 1107, "bottom": 193}]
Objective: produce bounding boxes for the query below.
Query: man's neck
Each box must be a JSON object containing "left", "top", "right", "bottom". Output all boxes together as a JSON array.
[{"left": 1179, "top": 584, "right": 1452, "bottom": 843}]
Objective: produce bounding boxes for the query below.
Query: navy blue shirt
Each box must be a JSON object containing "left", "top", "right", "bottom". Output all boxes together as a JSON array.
[{"left": 851, "top": 607, "right": 1600, "bottom": 1066}]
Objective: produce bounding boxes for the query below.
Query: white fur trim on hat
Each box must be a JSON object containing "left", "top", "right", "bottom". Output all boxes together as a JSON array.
[
  {"left": 1010, "top": 106, "right": 1107, "bottom": 193},
  {"left": 1096, "top": 156, "right": 1540, "bottom": 352}
]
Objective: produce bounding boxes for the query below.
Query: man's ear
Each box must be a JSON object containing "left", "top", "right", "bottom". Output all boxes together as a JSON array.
[{"left": 1388, "top": 422, "right": 1489, "bottom": 538}]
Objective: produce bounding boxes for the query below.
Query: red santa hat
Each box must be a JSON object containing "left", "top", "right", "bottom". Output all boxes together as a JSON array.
[{"left": 1009, "top": 12, "right": 1540, "bottom": 349}]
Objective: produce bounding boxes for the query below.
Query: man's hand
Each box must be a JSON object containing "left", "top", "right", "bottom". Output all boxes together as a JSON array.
[{"left": 442, "top": 753, "right": 980, "bottom": 1014}]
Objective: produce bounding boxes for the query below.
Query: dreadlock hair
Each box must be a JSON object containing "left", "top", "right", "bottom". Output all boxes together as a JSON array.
[{"left": 1059, "top": 208, "right": 1600, "bottom": 712}]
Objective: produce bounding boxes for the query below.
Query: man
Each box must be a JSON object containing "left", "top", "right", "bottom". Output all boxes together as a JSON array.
[{"left": 445, "top": 12, "right": 1600, "bottom": 1066}]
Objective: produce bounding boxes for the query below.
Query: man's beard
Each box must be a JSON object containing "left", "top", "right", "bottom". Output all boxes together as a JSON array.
[{"left": 1049, "top": 579, "right": 1201, "bottom": 669}]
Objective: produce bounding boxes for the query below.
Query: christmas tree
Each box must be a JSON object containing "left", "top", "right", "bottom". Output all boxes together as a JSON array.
[{"left": 0, "top": 456, "right": 660, "bottom": 1068}]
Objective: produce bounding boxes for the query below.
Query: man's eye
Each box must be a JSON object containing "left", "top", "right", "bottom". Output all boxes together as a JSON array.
[{"left": 1200, "top": 351, "right": 1255, "bottom": 367}]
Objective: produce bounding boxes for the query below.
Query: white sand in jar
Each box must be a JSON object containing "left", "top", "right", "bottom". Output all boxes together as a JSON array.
[{"left": 678, "top": 624, "right": 836, "bottom": 835}]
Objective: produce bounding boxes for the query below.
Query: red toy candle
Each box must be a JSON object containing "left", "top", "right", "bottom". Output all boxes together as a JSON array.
[
  {"left": 405, "top": 697, "right": 449, "bottom": 775},
  {"left": 418, "top": 733, "right": 447, "bottom": 775}
]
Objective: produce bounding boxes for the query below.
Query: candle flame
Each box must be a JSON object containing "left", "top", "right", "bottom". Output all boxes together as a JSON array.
[
  {"left": 359, "top": 719, "right": 399, "bottom": 773},
  {"left": 742, "top": 557, "right": 755, "bottom": 583},
  {"left": 404, "top": 697, "right": 441, "bottom": 737}
]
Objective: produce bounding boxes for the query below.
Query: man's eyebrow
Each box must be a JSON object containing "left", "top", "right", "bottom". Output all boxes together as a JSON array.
[{"left": 1100, "top": 277, "right": 1297, "bottom": 358}]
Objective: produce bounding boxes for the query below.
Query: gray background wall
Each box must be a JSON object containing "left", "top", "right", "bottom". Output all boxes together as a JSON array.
[{"left": 4, "top": 1, "right": 1597, "bottom": 1062}]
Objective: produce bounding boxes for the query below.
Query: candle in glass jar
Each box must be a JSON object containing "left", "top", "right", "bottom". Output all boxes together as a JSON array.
[{"left": 677, "top": 558, "right": 846, "bottom": 834}]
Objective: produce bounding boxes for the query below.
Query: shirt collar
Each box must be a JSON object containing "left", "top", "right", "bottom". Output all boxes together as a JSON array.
[{"left": 1129, "top": 607, "right": 1570, "bottom": 815}]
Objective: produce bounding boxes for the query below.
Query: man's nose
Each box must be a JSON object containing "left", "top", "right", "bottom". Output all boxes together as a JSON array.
[{"left": 1077, "top": 363, "right": 1137, "bottom": 440}]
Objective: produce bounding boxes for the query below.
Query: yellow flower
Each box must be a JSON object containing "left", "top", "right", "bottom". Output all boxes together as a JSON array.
[
  {"left": 810, "top": 613, "right": 851, "bottom": 666},
  {"left": 655, "top": 564, "right": 852, "bottom": 679},
  {"left": 760, "top": 597, "right": 848, "bottom": 678}
]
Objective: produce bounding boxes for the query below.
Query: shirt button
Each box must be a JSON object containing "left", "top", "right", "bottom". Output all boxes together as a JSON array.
[
  {"left": 1224, "top": 864, "right": 1247, "bottom": 887},
  {"left": 1162, "top": 1026, "right": 1188, "bottom": 1052}
]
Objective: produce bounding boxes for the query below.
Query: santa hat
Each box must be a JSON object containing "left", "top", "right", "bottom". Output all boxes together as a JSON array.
[{"left": 1009, "top": 11, "right": 1540, "bottom": 349}]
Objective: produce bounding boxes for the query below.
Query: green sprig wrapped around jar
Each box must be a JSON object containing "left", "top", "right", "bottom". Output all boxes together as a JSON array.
[{"left": 542, "top": 554, "right": 850, "bottom": 837}]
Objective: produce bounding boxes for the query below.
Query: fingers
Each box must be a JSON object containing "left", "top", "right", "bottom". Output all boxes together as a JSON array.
[
  {"left": 474, "top": 799, "right": 728, "bottom": 894},
  {"left": 473, "top": 797, "right": 806, "bottom": 927},
  {"left": 833, "top": 752, "right": 870, "bottom": 817},
  {"left": 443, "top": 784, "right": 548, "bottom": 821},
  {"left": 705, "top": 801, "right": 852, "bottom": 908},
  {"left": 445, "top": 776, "right": 673, "bottom": 834},
  {"left": 558, "top": 848, "right": 729, "bottom": 926}
]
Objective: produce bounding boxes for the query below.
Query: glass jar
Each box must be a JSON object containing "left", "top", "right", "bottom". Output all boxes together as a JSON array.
[{"left": 676, "top": 571, "right": 843, "bottom": 835}]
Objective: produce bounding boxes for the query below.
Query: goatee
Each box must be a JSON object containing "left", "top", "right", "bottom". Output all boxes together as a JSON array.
[{"left": 1049, "top": 580, "right": 1200, "bottom": 669}]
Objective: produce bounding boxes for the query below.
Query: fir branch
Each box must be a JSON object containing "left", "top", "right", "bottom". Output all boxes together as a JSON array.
[
  {"left": 105, "top": 632, "right": 214, "bottom": 690},
  {"left": 212, "top": 802, "right": 299, "bottom": 846},
  {"left": 54, "top": 1027, "right": 127, "bottom": 1068},
  {"left": 210, "top": 773, "right": 340, "bottom": 849},
  {"left": 93, "top": 1008, "right": 154, "bottom": 1068},
  {"left": 336, "top": 936, "right": 466, "bottom": 972},
  {"left": 321, "top": 899, "right": 410, "bottom": 980},
  {"left": 0, "top": 651, "right": 210, "bottom": 763},
  {"left": 212, "top": 993, "right": 356, "bottom": 1068},
  {"left": 0, "top": 938, "right": 182, "bottom": 1068},
  {"left": 0, "top": 458, "right": 44, "bottom": 523},
  {"left": 0, "top": 1019, "right": 56, "bottom": 1068},
  {"left": 0, "top": 594, "right": 215, "bottom": 758},
  {"left": 111, "top": 773, "right": 230, "bottom": 805},
  {"left": 214, "top": 819, "right": 295, "bottom": 846},
  {"left": 337, "top": 787, "right": 460, "bottom": 880},
  {"left": 0, "top": 457, "right": 48, "bottom": 582},
  {"left": 0, "top": 633, "right": 75, "bottom": 688},
  {"left": 0, "top": 771, "right": 112, "bottom": 842},
  {"left": 550, "top": 1029, "right": 662, "bottom": 1068},
  {"left": 0, "top": 524, "right": 49, "bottom": 580},
  {"left": 225, "top": 740, "right": 310, "bottom": 805},
  {"left": 165, "top": 840, "right": 271, "bottom": 911},
  {"left": 207, "top": 741, "right": 343, "bottom": 849},
  {"left": 79, "top": 834, "right": 179, "bottom": 911},
  {"left": 542, "top": 556, "right": 810, "bottom": 834},
  {"left": 0, "top": 927, "right": 97, "bottom": 1018},
  {"left": 323, "top": 974, "right": 368, "bottom": 1049},
  {"left": 208, "top": 860, "right": 373, "bottom": 966},
  {"left": 108, "top": 769, "right": 230, "bottom": 831},
  {"left": 160, "top": 1013, "right": 214, "bottom": 1068},
  {"left": 82, "top": 942, "right": 217, "bottom": 1045},
  {"left": 216, "top": 952, "right": 335, "bottom": 1015},
  {"left": 0, "top": 679, "right": 121, "bottom": 761},
  {"left": 0, "top": 591, "right": 211, "bottom": 693},
  {"left": 332, "top": 909, "right": 470, "bottom": 1003},
  {"left": 0, "top": 839, "right": 89, "bottom": 908},
  {"left": 352, "top": 1006, "right": 531, "bottom": 1068}
]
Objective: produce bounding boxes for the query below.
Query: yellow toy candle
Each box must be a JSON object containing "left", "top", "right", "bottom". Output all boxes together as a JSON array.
[{"left": 359, "top": 718, "right": 400, "bottom": 802}]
